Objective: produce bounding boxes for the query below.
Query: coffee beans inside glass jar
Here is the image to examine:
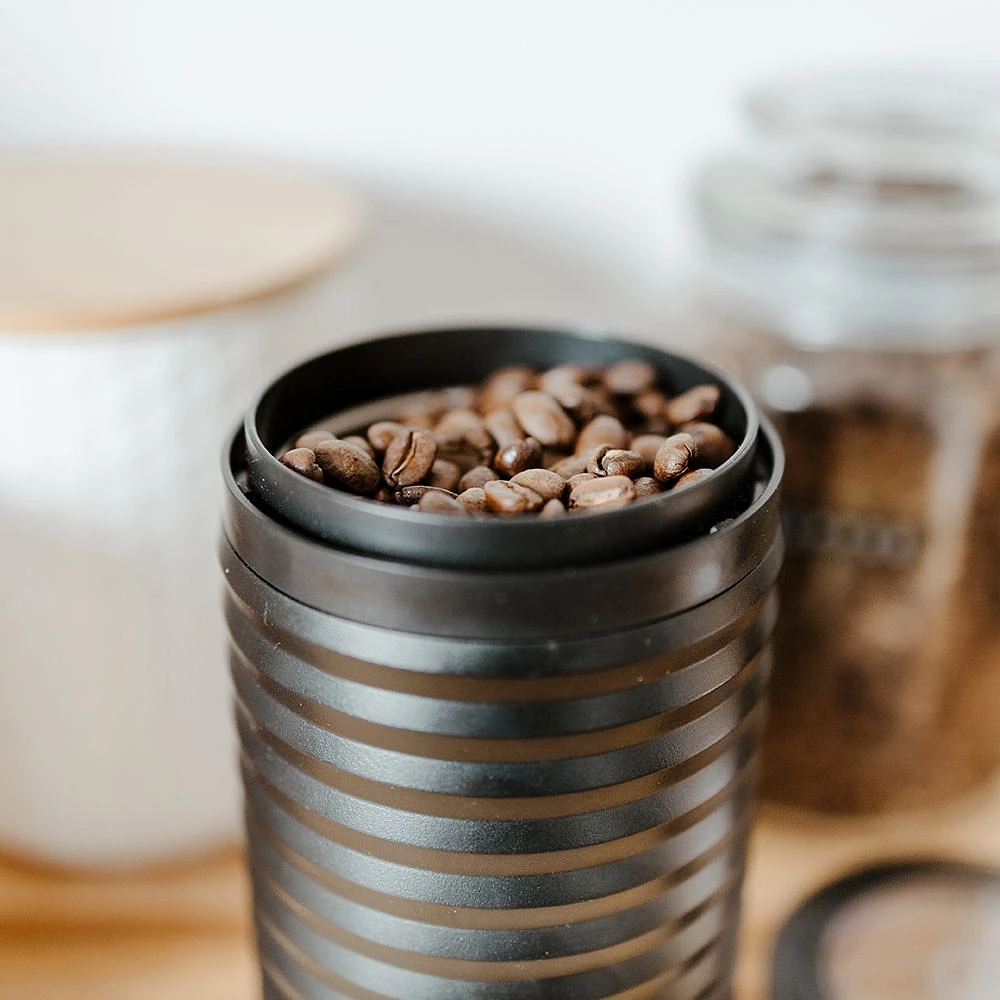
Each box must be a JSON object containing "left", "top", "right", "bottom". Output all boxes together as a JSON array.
[{"left": 278, "top": 360, "right": 736, "bottom": 516}]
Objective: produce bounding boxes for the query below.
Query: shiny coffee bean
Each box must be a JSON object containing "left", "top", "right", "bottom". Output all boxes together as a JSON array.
[
  {"left": 434, "top": 409, "right": 494, "bottom": 454},
  {"left": 631, "top": 433, "right": 668, "bottom": 471},
  {"left": 417, "top": 491, "right": 466, "bottom": 515},
  {"left": 633, "top": 476, "right": 661, "bottom": 498},
  {"left": 483, "top": 480, "right": 531, "bottom": 515},
  {"left": 456, "top": 487, "right": 488, "bottom": 513},
  {"left": 511, "top": 391, "right": 577, "bottom": 449},
  {"left": 400, "top": 411, "right": 436, "bottom": 431},
  {"left": 565, "top": 472, "right": 598, "bottom": 494},
  {"left": 586, "top": 445, "right": 612, "bottom": 476},
  {"left": 383, "top": 429, "right": 438, "bottom": 487},
  {"left": 672, "top": 467, "right": 715, "bottom": 491},
  {"left": 539, "top": 498, "right": 567, "bottom": 518},
  {"left": 653, "top": 432, "right": 697, "bottom": 483},
  {"left": 343, "top": 435, "right": 376, "bottom": 458},
  {"left": 576, "top": 415, "right": 629, "bottom": 453},
  {"left": 538, "top": 363, "right": 593, "bottom": 394},
  {"left": 603, "top": 359, "right": 657, "bottom": 395},
  {"left": 436, "top": 445, "right": 483, "bottom": 474},
  {"left": 510, "top": 468, "right": 566, "bottom": 501},
  {"left": 632, "top": 389, "right": 668, "bottom": 425},
  {"left": 285, "top": 356, "right": 738, "bottom": 519},
  {"left": 368, "top": 420, "right": 408, "bottom": 452},
  {"left": 280, "top": 448, "right": 324, "bottom": 482},
  {"left": 483, "top": 408, "right": 523, "bottom": 448},
  {"left": 314, "top": 440, "right": 381, "bottom": 495},
  {"left": 548, "top": 451, "right": 591, "bottom": 477},
  {"left": 681, "top": 421, "right": 736, "bottom": 468},
  {"left": 395, "top": 484, "right": 456, "bottom": 506},
  {"left": 428, "top": 458, "right": 462, "bottom": 492},
  {"left": 548, "top": 382, "right": 599, "bottom": 426},
  {"left": 459, "top": 465, "right": 496, "bottom": 492},
  {"left": 569, "top": 474, "right": 636, "bottom": 510},
  {"left": 479, "top": 365, "right": 535, "bottom": 411},
  {"left": 494, "top": 437, "right": 543, "bottom": 477},
  {"left": 665, "top": 384, "right": 720, "bottom": 425},
  {"left": 600, "top": 449, "right": 644, "bottom": 478},
  {"left": 294, "top": 430, "right": 336, "bottom": 451},
  {"left": 507, "top": 481, "right": 544, "bottom": 511}
]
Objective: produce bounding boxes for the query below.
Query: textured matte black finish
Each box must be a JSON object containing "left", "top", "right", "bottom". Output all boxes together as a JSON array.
[{"left": 223, "top": 327, "right": 783, "bottom": 1000}]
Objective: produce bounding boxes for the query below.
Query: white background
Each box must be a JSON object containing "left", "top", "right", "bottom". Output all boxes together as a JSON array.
[{"left": 2, "top": 0, "right": 999, "bottom": 332}]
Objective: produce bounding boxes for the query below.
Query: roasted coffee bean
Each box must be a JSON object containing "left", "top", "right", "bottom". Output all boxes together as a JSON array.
[
  {"left": 665, "top": 384, "right": 720, "bottom": 425},
  {"left": 395, "top": 484, "right": 457, "bottom": 506},
  {"left": 600, "top": 449, "right": 644, "bottom": 478},
  {"left": 383, "top": 429, "right": 438, "bottom": 487},
  {"left": 480, "top": 365, "right": 535, "bottom": 411},
  {"left": 401, "top": 411, "right": 436, "bottom": 431},
  {"left": 436, "top": 445, "right": 483, "bottom": 474},
  {"left": 565, "top": 472, "right": 598, "bottom": 494},
  {"left": 426, "top": 385, "right": 478, "bottom": 413},
  {"left": 539, "top": 498, "right": 567, "bottom": 518},
  {"left": 294, "top": 430, "right": 336, "bottom": 451},
  {"left": 569, "top": 474, "right": 636, "bottom": 510},
  {"left": 681, "top": 421, "right": 736, "bottom": 468},
  {"left": 542, "top": 447, "right": 570, "bottom": 468},
  {"left": 427, "top": 458, "right": 462, "bottom": 491},
  {"left": 417, "top": 491, "right": 466, "bottom": 515},
  {"left": 633, "top": 476, "right": 661, "bottom": 498},
  {"left": 507, "top": 481, "right": 544, "bottom": 511},
  {"left": 604, "top": 359, "right": 657, "bottom": 396},
  {"left": 368, "top": 420, "right": 408, "bottom": 452},
  {"left": 672, "top": 467, "right": 715, "bottom": 491},
  {"left": 653, "top": 433, "right": 697, "bottom": 483},
  {"left": 548, "top": 383, "right": 599, "bottom": 426},
  {"left": 548, "top": 451, "right": 591, "bottom": 477},
  {"left": 494, "top": 437, "right": 543, "bottom": 477},
  {"left": 538, "top": 363, "right": 593, "bottom": 394},
  {"left": 285, "top": 356, "right": 738, "bottom": 520},
  {"left": 587, "top": 445, "right": 611, "bottom": 476},
  {"left": 459, "top": 465, "right": 496, "bottom": 492},
  {"left": 631, "top": 433, "right": 669, "bottom": 471},
  {"left": 511, "top": 391, "right": 577, "bottom": 448},
  {"left": 434, "top": 409, "right": 494, "bottom": 454},
  {"left": 456, "top": 487, "right": 488, "bottom": 513},
  {"left": 280, "top": 448, "right": 324, "bottom": 482},
  {"left": 510, "top": 468, "right": 565, "bottom": 501},
  {"left": 484, "top": 480, "right": 532, "bottom": 515},
  {"left": 633, "top": 389, "right": 668, "bottom": 424},
  {"left": 483, "top": 409, "right": 522, "bottom": 448},
  {"left": 343, "top": 435, "right": 376, "bottom": 458},
  {"left": 314, "top": 440, "right": 381, "bottom": 495},
  {"left": 576, "top": 415, "right": 629, "bottom": 453}
]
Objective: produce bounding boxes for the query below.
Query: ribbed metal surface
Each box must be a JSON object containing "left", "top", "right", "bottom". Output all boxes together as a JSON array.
[
  {"left": 225, "top": 543, "right": 777, "bottom": 998},
  {"left": 223, "top": 327, "right": 783, "bottom": 998}
]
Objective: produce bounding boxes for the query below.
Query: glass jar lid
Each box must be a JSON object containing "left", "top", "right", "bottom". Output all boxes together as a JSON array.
[{"left": 696, "top": 70, "right": 1000, "bottom": 348}]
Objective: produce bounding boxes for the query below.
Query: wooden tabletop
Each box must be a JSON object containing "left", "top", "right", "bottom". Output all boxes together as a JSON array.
[{"left": 3, "top": 773, "right": 999, "bottom": 1000}]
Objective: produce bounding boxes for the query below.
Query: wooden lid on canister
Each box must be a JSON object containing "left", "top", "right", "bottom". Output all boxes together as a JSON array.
[{"left": 0, "top": 155, "right": 364, "bottom": 332}]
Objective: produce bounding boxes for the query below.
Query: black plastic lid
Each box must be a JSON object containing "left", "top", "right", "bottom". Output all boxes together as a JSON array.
[
  {"left": 773, "top": 860, "right": 1000, "bottom": 1000},
  {"left": 243, "top": 325, "right": 762, "bottom": 569}
]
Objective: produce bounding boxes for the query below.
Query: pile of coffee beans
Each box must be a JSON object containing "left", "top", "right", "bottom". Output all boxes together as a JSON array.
[{"left": 278, "top": 360, "right": 736, "bottom": 516}]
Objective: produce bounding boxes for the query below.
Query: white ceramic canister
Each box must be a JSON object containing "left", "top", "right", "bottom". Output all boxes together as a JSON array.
[{"left": 0, "top": 155, "right": 364, "bottom": 868}]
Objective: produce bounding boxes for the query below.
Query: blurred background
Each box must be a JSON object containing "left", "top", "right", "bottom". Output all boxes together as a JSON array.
[
  {"left": 3, "top": 2, "right": 1000, "bottom": 999},
  {"left": 4, "top": 0, "right": 1000, "bottom": 330}
]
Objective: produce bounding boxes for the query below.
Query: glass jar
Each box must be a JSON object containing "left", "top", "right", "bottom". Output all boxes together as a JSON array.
[{"left": 694, "top": 71, "right": 1000, "bottom": 813}]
